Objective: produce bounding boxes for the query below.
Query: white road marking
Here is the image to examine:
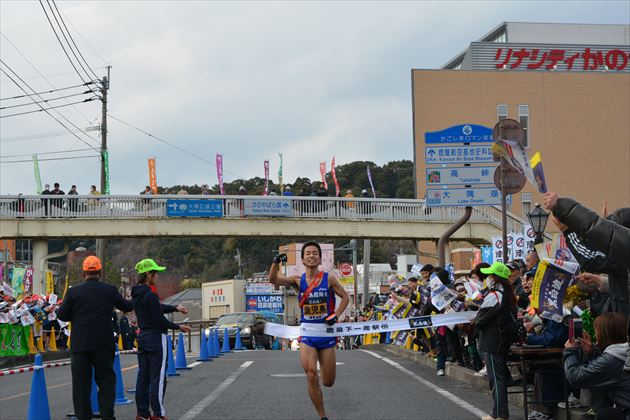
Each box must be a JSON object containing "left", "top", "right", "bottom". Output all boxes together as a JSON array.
[
  {"left": 361, "top": 350, "right": 488, "bottom": 418},
  {"left": 178, "top": 361, "right": 253, "bottom": 420},
  {"left": 187, "top": 361, "right": 202, "bottom": 368},
  {"left": 270, "top": 373, "right": 306, "bottom": 377}
]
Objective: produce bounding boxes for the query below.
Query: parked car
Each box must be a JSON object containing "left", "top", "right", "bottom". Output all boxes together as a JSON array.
[{"left": 214, "top": 312, "right": 273, "bottom": 350}]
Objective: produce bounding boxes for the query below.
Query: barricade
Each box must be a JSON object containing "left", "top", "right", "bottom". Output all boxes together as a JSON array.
[
  {"left": 221, "top": 328, "right": 232, "bottom": 353},
  {"left": 175, "top": 332, "right": 191, "bottom": 370},
  {"left": 233, "top": 329, "right": 244, "bottom": 351}
]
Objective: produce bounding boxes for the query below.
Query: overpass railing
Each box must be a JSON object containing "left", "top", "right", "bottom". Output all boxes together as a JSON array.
[{"left": 0, "top": 195, "right": 525, "bottom": 232}]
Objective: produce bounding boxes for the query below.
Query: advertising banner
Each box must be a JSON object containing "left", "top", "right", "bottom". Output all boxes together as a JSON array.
[
  {"left": 216, "top": 154, "right": 225, "bottom": 195},
  {"left": 246, "top": 295, "right": 284, "bottom": 313},
  {"left": 264, "top": 160, "right": 270, "bottom": 196},
  {"left": 245, "top": 282, "right": 281, "bottom": 295},
  {"left": 0, "top": 324, "right": 30, "bottom": 357},
  {"left": 23, "top": 267, "right": 33, "bottom": 296},
  {"left": 45, "top": 270, "right": 54, "bottom": 295},
  {"left": 367, "top": 166, "right": 376, "bottom": 198},
  {"left": 331, "top": 157, "right": 340, "bottom": 197},
  {"left": 11, "top": 267, "right": 25, "bottom": 298},
  {"left": 147, "top": 158, "right": 158, "bottom": 194},
  {"left": 319, "top": 162, "right": 328, "bottom": 189}
]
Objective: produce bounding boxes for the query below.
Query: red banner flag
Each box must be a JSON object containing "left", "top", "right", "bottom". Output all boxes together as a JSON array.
[
  {"left": 319, "top": 162, "right": 328, "bottom": 189},
  {"left": 147, "top": 158, "right": 158, "bottom": 194},
  {"left": 331, "top": 157, "right": 340, "bottom": 197}
]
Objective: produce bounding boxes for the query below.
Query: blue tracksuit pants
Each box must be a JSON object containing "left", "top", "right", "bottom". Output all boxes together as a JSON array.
[{"left": 136, "top": 332, "right": 168, "bottom": 418}]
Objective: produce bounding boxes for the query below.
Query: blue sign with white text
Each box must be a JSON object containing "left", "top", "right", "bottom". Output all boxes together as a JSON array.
[
  {"left": 425, "top": 145, "right": 494, "bottom": 164},
  {"left": 166, "top": 199, "right": 223, "bottom": 217},
  {"left": 246, "top": 295, "right": 284, "bottom": 313},
  {"left": 243, "top": 199, "right": 293, "bottom": 217},
  {"left": 425, "top": 124, "right": 493, "bottom": 144}
]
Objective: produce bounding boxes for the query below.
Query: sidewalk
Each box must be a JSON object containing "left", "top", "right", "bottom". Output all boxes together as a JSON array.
[
  {"left": 364, "top": 344, "right": 590, "bottom": 420},
  {"left": 0, "top": 350, "right": 71, "bottom": 370}
]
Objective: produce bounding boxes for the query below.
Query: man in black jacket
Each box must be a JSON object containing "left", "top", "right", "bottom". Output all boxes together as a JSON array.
[
  {"left": 57, "top": 256, "right": 133, "bottom": 420},
  {"left": 132, "top": 258, "right": 190, "bottom": 420}
]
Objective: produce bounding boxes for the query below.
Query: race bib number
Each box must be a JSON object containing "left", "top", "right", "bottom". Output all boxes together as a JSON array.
[{"left": 303, "top": 303, "right": 327, "bottom": 320}]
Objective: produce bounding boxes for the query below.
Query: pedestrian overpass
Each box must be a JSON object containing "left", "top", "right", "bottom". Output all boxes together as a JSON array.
[{"left": 0, "top": 195, "right": 525, "bottom": 295}]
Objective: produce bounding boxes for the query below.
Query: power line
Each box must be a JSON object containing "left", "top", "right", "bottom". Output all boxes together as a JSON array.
[
  {"left": 0, "top": 155, "right": 98, "bottom": 164},
  {"left": 0, "top": 82, "right": 93, "bottom": 101},
  {"left": 107, "top": 113, "right": 245, "bottom": 179},
  {"left": 49, "top": 0, "right": 100, "bottom": 81},
  {"left": 0, "top": 90, "right": 96, "bottom": 110},
  {"left": 38, "top": 0, "right": 88, "bottom": 84},
  {"left": 0, "top": 32, "right": 99, "bottom": 127},
  {"left": 0, "top": 97, "right": 97, "bottom": 118},
  {"left": 0, "top": 148, "right": 94, "bottom": 159},
  {"left": 0, "top": 61, "right": 101, "bottom": 152}
]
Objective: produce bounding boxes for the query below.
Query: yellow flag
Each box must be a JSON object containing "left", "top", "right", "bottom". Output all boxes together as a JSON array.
[{"left": 45, "top": 271, "right": 54, "bottom": 295}]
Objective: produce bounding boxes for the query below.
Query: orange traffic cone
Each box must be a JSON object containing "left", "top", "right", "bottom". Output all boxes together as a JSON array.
[
  {"left": 117, "top": 334, "right": 123, "bottom": 350},
  {"left": 36, "top": 335, "right": 45, "bottom": 353},
  {"left": 28, "top": 327, "right": 37, "bottom": 355},
  {"left": 48, "top": 328, "right": 58, "bottom": 352}
]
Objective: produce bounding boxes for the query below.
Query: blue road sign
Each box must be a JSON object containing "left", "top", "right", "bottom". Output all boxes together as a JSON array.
[
  {"left": 425, "top": 187, "right": 511, "bottom": 207},
  {"left": 243, "top": 199, "right": 293, "bottom": 217},
  {"left": 425, "top": 124, "right": 493, "bottom": 144},
  {"left": 426, "top": 165, "right": 495, "bottom": 186},
  {"left": 246, "top": 295, "right": 284, "bottom": 313},
  {"left": 166, "top": 199, "right": 223, "bottom": 217},
  {"left": 425, "top": 145, "right": 494, "bottom": 164}
]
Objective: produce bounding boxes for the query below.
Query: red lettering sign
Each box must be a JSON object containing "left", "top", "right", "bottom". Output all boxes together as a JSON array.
[{"left": 495, "top": 47, "right": 629, "bottom": 71}]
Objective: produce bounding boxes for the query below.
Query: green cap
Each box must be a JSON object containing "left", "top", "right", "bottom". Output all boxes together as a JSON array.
[
  {"left": 480, "top": 262, "right": 511, "bottom": 280},
  {"left": 135, "top": 258, "right": 166, "bottom": 274}
]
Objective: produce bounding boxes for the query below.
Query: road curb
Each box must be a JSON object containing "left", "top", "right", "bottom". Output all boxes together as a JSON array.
[
  {"left": 363, "top": 344, "right": 588, "bottom": 419},
  {"left": 0, "top": 350, "right": 71, "bottom": 370}
]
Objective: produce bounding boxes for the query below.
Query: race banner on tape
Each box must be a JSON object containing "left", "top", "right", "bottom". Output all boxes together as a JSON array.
[{"left": 263, "top": 311, "right": 477, "bottom": 339}]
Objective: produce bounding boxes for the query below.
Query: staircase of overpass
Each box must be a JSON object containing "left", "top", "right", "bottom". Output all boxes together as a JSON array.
[{"left": 0, "top": 194, "right": 525, "bottom": 242}]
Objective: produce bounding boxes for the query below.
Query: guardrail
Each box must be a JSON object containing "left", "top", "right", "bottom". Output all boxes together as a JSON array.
[{"left": 0, "top": 195, "right": 525, "bottom": 231}]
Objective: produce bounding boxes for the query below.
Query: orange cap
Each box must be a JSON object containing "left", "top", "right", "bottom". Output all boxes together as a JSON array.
[{"left": 83, "top": 255, "right": 102, "bottom": 272}]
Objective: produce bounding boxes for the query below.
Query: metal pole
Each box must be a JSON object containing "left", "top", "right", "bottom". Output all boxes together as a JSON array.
[
  {"left": 437, "top": 207, "right": 472, "bottom": 267},
  {"left": 351, "top": 239, "right": 358, "bottom": 312},
  {"left": 363, "top": 239, "right": 370, "bottom": 309},
  {"left": 500, "top": 158, "right": 508, "bottom": 263}
]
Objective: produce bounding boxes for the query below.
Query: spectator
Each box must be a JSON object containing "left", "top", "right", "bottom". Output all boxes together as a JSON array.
[
  {"left": 176, "top": 187, "right": 188, "bottom": 195},
  {"left": 119, "top": 313, "right": 134, "bottom": 350},
  {"left": 474, "top": 262, "right": 518, "bottom": 420},
  {"left": 344, "top": 189, "right": 355, "bottom": 208},
  {"left": 506, "top": 261, "right": 530, "bottom": 310},
  {"left": 419, "top": 264, "right": 434, "bottom": 284},
  {"left": 563, "top": 312, "right": 630, "bottom": 420},
  {"left": 526, "top": 250, "right": 539, "bottom": 272},
  {"left": 88, "top": 185, "right": 100, "bottom": 207},
  {"left": 42, "top": 183, "right": 51, "bottom": 216},
  {"left": 141, "top": 186, "right": 152, "bottom": 210},
  {"left": 238, "top": 185, "right": 247, "bottom": 195},
  {"left": 200, "top": 184, "right": 210, "bottom": 195},
  {"left": 315, "top": 183, "right": 328, "bottom": 197},
  {"left": 68, "top": 185, "right": 79, "bottom": 213},
  {"left": 283, "top": 186, "right": 295, "bottom": 197},
  {"left": 360, "top": 189, "right": 369, "bottom": 198},
  {"left": 433, "top": 267, "right": 463, "bottom": 375},
  {"left": 51, "top": 182, "right": 65, "bottom": 213}
]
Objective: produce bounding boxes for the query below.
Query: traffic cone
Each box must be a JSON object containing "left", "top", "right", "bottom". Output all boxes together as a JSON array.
[
  {"left": 364, "top": 334, "right": 371, "bottom": 345},
  {"left": 27, "top": 354, "right": 50, "bottom": 420},
  {"left": 206, "top": 329, "right": 216, "bottom": 359},
  {"left": 36, "top": 335, "right": 45, "bottom": 353},
  {"left": 113, "top": 344, "right": 132, "bottom": 405},
  {"left": 28, "top": 328, "right": 37, "bottom": 354},
  {"left": 221, "top": 328, "right": 232, "bottom": 353},
  {"left": 90, "top": 374, "right": 100, "bottom": 416},
  {"left": 166, "top": 335, "right": 180, "bottom": 377},
  {"left": 197, "top": 331, "right": 211, "bottom": 361},
  {"left": 48, "top": 328, "right": 58, "bottom": 352},
  {"left": 213, "top": 330, "right": 222, "bottom": 357},
  {"left": 233, "top": 329, "right": 244, "bottom": 351},
  {"left": 175, "top": 332, "right": 191, "bottom": 370},
  {"left": 117, "top": 334, "right": 123, "bottom": 350}
]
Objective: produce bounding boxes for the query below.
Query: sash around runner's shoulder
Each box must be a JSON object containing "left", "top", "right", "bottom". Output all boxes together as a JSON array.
[
  {"left": 298, "top": 272, "right": 324, "bottom": 308},
  {"left": 264, "top": 311, "right": 478, "bottom": 339}
]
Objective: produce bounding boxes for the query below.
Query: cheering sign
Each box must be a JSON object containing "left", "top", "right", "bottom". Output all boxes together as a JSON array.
[
  {"left": 408, "top": 316, "right": 433, "bottom": 329},
  {"left": 531, "top": 258, "right": 580, "bottom": 322}
]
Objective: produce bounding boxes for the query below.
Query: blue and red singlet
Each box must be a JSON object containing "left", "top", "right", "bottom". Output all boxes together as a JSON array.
[{"left": 298, "top": 272, "right": 337, "bottom": 350}]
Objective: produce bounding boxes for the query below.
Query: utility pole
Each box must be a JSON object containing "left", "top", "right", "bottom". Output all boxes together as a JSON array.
[
  {"left": 97, "top": 66, "right": 111, "bottom": 268},
  {"left": 351, "top": 240, "right": 358, "bottom": 313},
  {"left": 363, "top": 239, "right": 371, "bottom": 309}
]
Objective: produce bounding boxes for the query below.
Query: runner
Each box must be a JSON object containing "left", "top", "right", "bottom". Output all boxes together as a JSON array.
[
  {"left": 132, "top": 258, "right": 191, "bottom": 420},
  {"left": 269, "top": 241, "right": 350, "bottom": 420}
]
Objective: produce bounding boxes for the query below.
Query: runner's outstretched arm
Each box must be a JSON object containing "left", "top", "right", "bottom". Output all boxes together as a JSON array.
[{"left": 269, "top": 254, "right": 299, "bottom": 289}]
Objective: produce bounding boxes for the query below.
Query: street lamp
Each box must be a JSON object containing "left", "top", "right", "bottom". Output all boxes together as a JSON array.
[{"left": 527, "top": 203, "right": 550, "bottom": 245}]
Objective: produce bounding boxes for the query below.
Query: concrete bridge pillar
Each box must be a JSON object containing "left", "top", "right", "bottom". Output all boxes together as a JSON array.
[{"left": 32, "top": 240, "right": 48, "bottom": 295}]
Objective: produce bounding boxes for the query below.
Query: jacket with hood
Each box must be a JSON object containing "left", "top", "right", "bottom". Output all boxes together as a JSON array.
[
  {"left": 563, "top": 343, "right": 630, "bottom": 414},
  {"left": 474, "top": 281, "right": 517, "bottom": 354},
  {"left": 132, "top": 283, "right": 180, "bottom": 334}
]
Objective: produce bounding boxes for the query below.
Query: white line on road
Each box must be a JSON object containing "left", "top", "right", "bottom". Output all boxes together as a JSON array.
[
  {"left": 186, "top": 361, "right": 203, "bottom": 368},
  {"left": 178, "top": 361, "right": 253, "bottom": 420},
  {"left": 361, "top": 350, "right": 488, "bottom": 418}
]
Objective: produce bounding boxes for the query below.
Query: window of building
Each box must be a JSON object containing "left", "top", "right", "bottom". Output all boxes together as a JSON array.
[
  {"left": 15, "top": 240, "right": 32, "bottom": 263},
  {"left": 519, "top": 105, "right": 529, "bottom": 148},
  {"left": 497, "top": 104, "right": 508, "bottom": 121},
  {"left": 489, "top": 31, "right": 507, "bottom": 43}
]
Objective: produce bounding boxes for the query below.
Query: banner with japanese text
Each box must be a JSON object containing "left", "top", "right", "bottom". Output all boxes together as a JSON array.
[
  {"left": 367, "top": 166, "right": 376, "bottom": 197},
  {"left": 263, "top": 160, "right": 270, "bottom": 196},
  {"left": 45, "top": 270, "right": 54, "bottom": 295},
  {"left": 531, "top": 258, "right": 579, "bottom": 322},
  {"left": 331, "top": 157, "right": 340, "bottom": 197},
  {"left": 32, "top": 155, "right": 42, "bottom": 194},
  {"left": 11, "top": 267, "right": 25, "bottom": 299},
  {"left": 147, "top": 158, "right": 158, "bottom": 194},
  {"left": 0, "top": 324, "right": 30, "bottom": 357},
  {"left": 216, "top": 154, "right": 225, "bottom": 195},
  {"left": 319, "top": 162, "right": 328, "bottom": 189},
  {"left": 23, "top": 267, "right": 33, "bottom": 296},
  {"left": 103, "top": 150, "right": 111, "bottom": 194},
  {"left": 492, "top": 140, "right": 537, "bottom": 190}
]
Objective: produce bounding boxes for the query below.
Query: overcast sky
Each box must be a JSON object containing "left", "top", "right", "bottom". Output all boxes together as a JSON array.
[{"left": 1, "top": 1, "right": 628, "bottom": 194}]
